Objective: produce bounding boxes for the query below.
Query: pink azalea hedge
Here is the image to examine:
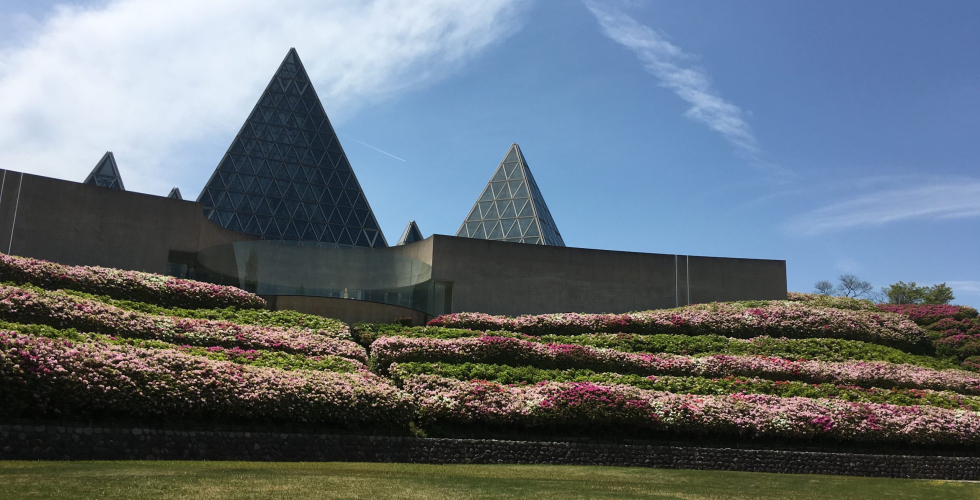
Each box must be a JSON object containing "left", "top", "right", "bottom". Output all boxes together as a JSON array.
[
  {"left": 0, "top": 252, "right": 265, "bottom": 310},
  {"left": 371, "top": 336, "right": 980, "bottom": 395},
  {"left": 877, "top": 304, "right": 979, "bottom": 326},
  {"left": 0, "top": 284, "right": 365, "bottom": 361},
  {"left": 404, "top": 374, "right": 980, "bottom": 446},
  {"left": 428, "top": 303, "right": 926, "bottom": 351},
  {"left": 0, "top": 331, "right": 413, "bottom": 427}
]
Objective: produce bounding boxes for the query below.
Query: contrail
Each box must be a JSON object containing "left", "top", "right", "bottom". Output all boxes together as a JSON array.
[{"left": 340, "top": 134, "right": 406, "bottom": 162}]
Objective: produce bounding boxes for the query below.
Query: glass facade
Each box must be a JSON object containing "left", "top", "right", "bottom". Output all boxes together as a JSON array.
[
  {"left": 84, "top": 151, "right": 125, "bottom": 190},
  {"left": 396, "top": 220, "right": 424, "bottom": 245},
  {"left": 174, "top": 241, "right": 442, "bottom": 314},
  {"left": 167, "top": 187, "right": 182, "bottom": 200},
  {"left": 455, "top": 143, "right": 564, "bottom": 246},
  {"left": 197, "top": 48, "right": 387, "bottom": 248}
]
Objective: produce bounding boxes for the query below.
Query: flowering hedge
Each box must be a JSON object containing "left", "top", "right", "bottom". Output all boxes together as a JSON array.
[
  {"left": 877, "top": 304, "right": 979, "bottom": 326},
  {"left": 0, "top": 284, "right": 365, "bottom": 361},
  {"left": 786, "top": 292, "right": 880, "bottom": 312},
  {"left": 404, "top": 374, "right": 980, "bottom": 446},
  {"left": 0, "top": 252, "right": 265, "bottom": 310},
  {"left": 371, "top": 336, "right": 980, "bottom": 395},
  {"left": 0, "top": 331, "right": 414, "bottom": 427},
  {"left": 366, "top": 325, "right": 955, "bottom": 370},
  {"left": 931, "top": 317, "right": 980, "bottom": 363},
  {"left": 62, "top": 288, "right": 350, "bottom": 339},
  {"left": 428, "top": 303, "right": 927, "bottom": 351},
  {"left": 391, "top": 362, "right": 980, "bottom": 411}
]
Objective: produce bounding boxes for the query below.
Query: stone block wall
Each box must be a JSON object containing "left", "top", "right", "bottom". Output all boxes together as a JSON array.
[{"left": 2, "top": 424, "right": 979, "bottom": 480}]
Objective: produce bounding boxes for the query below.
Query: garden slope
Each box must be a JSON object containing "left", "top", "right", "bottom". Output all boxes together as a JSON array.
[{"left": 3, "top": 252, "right": 980, "bottom": 451}]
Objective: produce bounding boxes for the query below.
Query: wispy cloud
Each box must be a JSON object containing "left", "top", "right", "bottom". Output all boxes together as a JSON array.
[
  {"left": 0, "top": 0, "right": 523, "bottom": 194},
  {"left": 786, "top": 181, "right": 980, "bottom": 235},
  {"left": 947, "top": 281, "right": 980, "bottom": 294},
  {"left": 583, "top": 1, "right": 760, "bottom": 159}
]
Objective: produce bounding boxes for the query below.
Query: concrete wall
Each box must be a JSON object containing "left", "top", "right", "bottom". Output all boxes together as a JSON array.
[
  {"left": 423, "top": 235, "right": 786, "bottom": 316},
  {"left": 0, "top": 170, "right": 250, "bottom": 274},
  {"left": 0, "top": 170, "right": 787, "bottom": 318}
]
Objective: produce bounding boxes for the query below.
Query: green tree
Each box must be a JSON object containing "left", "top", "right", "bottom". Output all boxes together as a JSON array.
[
  {"left": 884, "top": 281, "right": 955, "bottom": 305},
  {"left": 923, "top": 283, "right": 955, "bottom": 305}
]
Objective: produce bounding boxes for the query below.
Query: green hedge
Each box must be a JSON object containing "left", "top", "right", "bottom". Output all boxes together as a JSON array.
[
  {"left": 0, "top": 319, "right": 360, "bottom": 373},
  {"left": 361, "top": 324, "right": 958, "bottom": 370},
  {"left": 391, "top": 362, "right": 980, "bottom": 411},
  {"left": 61, "top": 288, "right": 350, "bottom": 339}
]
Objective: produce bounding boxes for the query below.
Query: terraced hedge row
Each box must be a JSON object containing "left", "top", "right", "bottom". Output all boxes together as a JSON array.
[
  {"left": 427, "top": 304, "right": 927, "bottom": 352},
  {"left": 0, "top": 331, "right": 411, "bottom": 427},
  {"left": 60, "top": 288, "right": 350, "bottom": 339},
  {"left": 391, "top": 362, "right": 980, "bottom": 411},
  {"left": 405, "top": 374, "right": 980, "bottom": 446},
  {"left": 370, "top": 336, "right": 980, "bottom": 395},
  {"left": 0, "top": 318, "right": 363, "bottom": 373},
  {"left": 0, "top": 253, "right": 265, "bottom": 310},
  {"left": 355, "top": 324, "right": 956, "bottom": 370},
  {"left": 0, "top": 284, "right": 364, "bottom": 360}
]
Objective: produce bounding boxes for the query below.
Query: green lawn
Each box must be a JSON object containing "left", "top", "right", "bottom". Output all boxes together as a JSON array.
[{"left": 0, "top": 461, "right": 977, "bottom": 499}]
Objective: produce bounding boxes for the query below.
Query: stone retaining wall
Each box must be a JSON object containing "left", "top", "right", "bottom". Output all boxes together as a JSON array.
[{"left": 2, "top": 424, "right": 978, "bottom": 480}]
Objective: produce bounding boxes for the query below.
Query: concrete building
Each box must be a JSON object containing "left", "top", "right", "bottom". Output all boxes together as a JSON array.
[{"left": 0, "top": 48, "right": 787, "bottom": 324}]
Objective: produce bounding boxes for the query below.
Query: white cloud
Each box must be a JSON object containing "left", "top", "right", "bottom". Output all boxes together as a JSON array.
[
  {"left": 947, "top": 281, "right": 980, "bottom": 294},
  {"left": 583, "top": 1, "right": 759, "bottom": 157},
  {"left": 0, "top": 0, "right": 523, "bottom": 194},
  {"left": 786, "top": 181, "right": 980, "bottom": 235}
]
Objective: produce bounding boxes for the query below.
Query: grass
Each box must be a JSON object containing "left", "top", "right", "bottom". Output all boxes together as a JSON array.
[{"left": 0, "top": 462, "right": 977, "bottom": 499}]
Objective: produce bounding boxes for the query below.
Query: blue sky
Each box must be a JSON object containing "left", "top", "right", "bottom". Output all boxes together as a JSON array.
[{"left": 1, "top": 0, "right": 978, "bottom": 307}]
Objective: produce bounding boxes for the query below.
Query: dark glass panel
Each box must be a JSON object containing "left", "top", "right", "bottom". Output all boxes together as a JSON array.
[
  {"left": 337, "top": 227, "right": 354, "bottom": 246},
  {"left": 487, "top": 222, "right": 503, "bottom": 240},
  {"left": 491, "top": 167, "right": 507, "bottom": 183},
  {"left": 500, "top": 200, "right": 517, "bottom": 218}
]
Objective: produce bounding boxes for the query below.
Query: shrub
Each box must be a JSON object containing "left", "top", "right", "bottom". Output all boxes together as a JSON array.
[
  {"left": 0, "top": 318, "right": 362, "bottom": 373},
  {"left": 877, "top": 304, "right": 979, "bottom": 326},
  {"left": 370, "top": 336, "right": 980, "bottom": 395},
  {"left": 391, "top": 362, "right": 980, "bottom": 411},
  {"left": 786, "top": 292, "right": 880, "bottom": 311},
  {"left": 404, "top": 374, "right": 980, "bottom": 446},
  {"left": 366, "top": 324, "right": 956, "bottom": 370},
  {"left": 0, "top": 284, "right": 365, "bottom": 361},
  {"left": 428, "top": 303, "right": 928, "bottom": 352},
  {"left": 59, "top": 288, "right": 349, "bottom": 340},
  {"left": 0, "top": 252, "right": 265, "bottom": 310},
  {"left": 0, "top": 332, "right": 414, "bottom": 428}
]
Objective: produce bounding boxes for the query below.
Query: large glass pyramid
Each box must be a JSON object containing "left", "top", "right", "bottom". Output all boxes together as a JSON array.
[
  {"left": 455, "top": 144, "right": 564, "bottom": 246},
  {"left": 396, "top": 220, "right": 424, "bottom": 246},
  {"left": 197, "top": 48, "right": 387, "bottom": 248},
  {"left": 84, "top": 151, "right": 125, "bottom": 190}
]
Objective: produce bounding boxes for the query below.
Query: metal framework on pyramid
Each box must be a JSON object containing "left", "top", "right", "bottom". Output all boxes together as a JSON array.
[
  {"left": 455, "top": 144, "right": 564, "bottom": 246},
  {"left": 167, "top": 187, "right": 182, "bottom": 200},
  {"left": 396, "top": 220, "right": 424, "bottom": 246},
  {"left": 197, "top": 48, "right": 387, "bottom": 248},
  {"left": 84, "top": 152, "right": 125, "bottom": 190}
]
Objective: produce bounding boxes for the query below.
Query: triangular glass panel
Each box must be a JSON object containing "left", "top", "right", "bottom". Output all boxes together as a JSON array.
[
  {"left": 167, "top": 187, "right": 182, "bottom": 200},
  {"left": 454, "top": 144, "right": 564, "bottom": 246},
  {"left": 396, "top": 220, "right": 424, "bottom": 246},
  {"left": 84, "top": 152, "right": 125, "bottom": 190}
]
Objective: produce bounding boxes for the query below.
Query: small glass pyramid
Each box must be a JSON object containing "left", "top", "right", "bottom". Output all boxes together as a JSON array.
[
  {"left": 167, "top": 187, "right": 182, "bottom": 199},
  {"left": 455, "top": 144, "right": 564, "bottom": 246},
  {"left": 197, "top": 48, "right": 387, "bottom": 248},
  {"left": 396, "top": 220, "right": 424, "bottom": 245},
  {"left": 84, "top": 152, "right": 125, "bottom": 190}
]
